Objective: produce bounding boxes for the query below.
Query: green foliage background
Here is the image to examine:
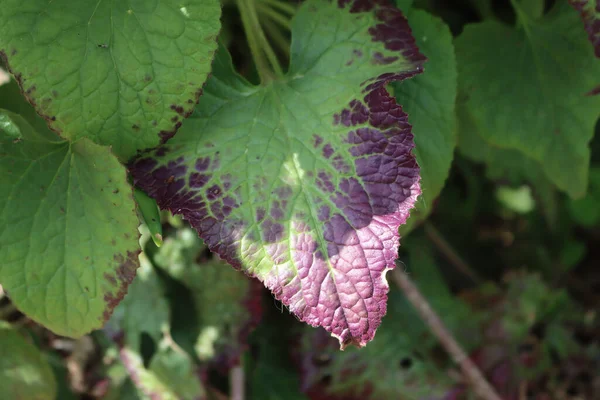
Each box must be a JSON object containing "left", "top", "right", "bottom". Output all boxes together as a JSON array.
[{"left": 0, "top": 0, "right": 599, "bottom": 398}]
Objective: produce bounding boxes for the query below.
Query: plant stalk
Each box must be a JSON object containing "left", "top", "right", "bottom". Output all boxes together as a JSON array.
[
  {"left": 258, "top": 4, "right": 292, "bottom": 30},
  {"left": 259, "top": 0, "right": 297, "bottom": 15},
  {"left": 236, "top": 0, "right": 276, "bottom": 83},
  {"left": 424, "top": 222, "right": 484, "bottom": 285},
  {"left": 230, "top": 365, "right": 245, "bottom": 400},
  {"left": 392, "top": 268, "right": 502, "bottom": 400}
]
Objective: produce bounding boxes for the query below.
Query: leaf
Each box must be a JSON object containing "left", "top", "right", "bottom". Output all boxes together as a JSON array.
[
  {"left": 567, "top": 167, "right": 600, "bottom": 227},
  {"left": 121, "top": 346, "right": 204, "bottom": 400},
  {"left": 300, "top": 239, "right": 479, "bottom": 399},
  {"left": 134, "top": 188, "right": 164, "bottom": 247},
  {"left": 153, "top": 226, "right": 262, "bottom": 367},
  {"left": 250, "top": 324, "right": 309, "bottom": 400},
  {"left": 457, "top": 102, "right": 562, "bottom": 226},
  {"left": 0, "top": 322, "right": 57, "bottom": 400},
  {"left": 0, "top": 0, "right": 221, "bottom": 160},
  {"left": 569, "top": 0, "right": 600, "bottom": 57},
  {"left": 0, "top": 110, "right": 140, "bottom": 336},
  {"left": 457, "top": 104, "right": 547, "bottom": 184},
  {"left": 394, "top": 9, "right": 457, "bottom": 233},
  {"left": 115, "top": 253, "right": 170, "bottom": 351},
  {"left": 130, "top": 0, "right": 425, "bottom": 348},
  {"left": 0, "top": 79, "right": 61, "bottom": 142},
  {"left": 455, "top": 1, "right": 600, "bottom": 197}
]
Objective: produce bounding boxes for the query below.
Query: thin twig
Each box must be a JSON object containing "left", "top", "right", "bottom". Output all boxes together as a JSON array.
[
  {"left": 230, "top": 365, "right": 245, "bottom": 400},
  {"left": 424, "top": 222, "right": 484, "bottom": 285},
  {"left": 392, "top": 268, "right": 501, "bottom": 400}
]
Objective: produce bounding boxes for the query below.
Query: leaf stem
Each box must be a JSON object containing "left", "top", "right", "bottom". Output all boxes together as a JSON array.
[
  {"left": 261, "top": 18, "right": 291, "bottom": 58},
  {"left": 230, "top": 365, "right": 245, "bottom": 400},
  {"left": 237, "top": 0, "right": 284, "bottom": 82},
  {"left": 259, "top": 0, "right": 297, "bottom": 15},
  {"left": 392, "top": 268, "right": 502, "bottom": 400},
  {"left": 237, "top": 0, "right": 273, "bottom": 83},
  {"left": 257, "top": 3, "right": 292, "bottom": 30}
]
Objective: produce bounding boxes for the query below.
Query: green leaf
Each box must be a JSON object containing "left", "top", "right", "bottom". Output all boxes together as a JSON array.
[
  {"left": 153, "top": 227, "right": 261, "bottom": 366},
  {"left": 115, "top": 254, "right": 170, "bottom": 351},
  {"left": 121, "top": 346, "right": 204, "bottom": 400},
  {"left": 134, "top": 189, "right": 163, "bottom": 247},
  {"left": 569, "top": 0, "right": 600, "bottom": 57},
  {"left": 394, "top": 0, "right": 413, "bottom": 12},
  {"left": 455, "top": 1, "right": 600, "bottom": 197},
  {"left": 250, "top": 323, "right": 309, "bottom": 400},
  {"left": 0, "top": 111, "right": 140, "bottom": 336},
  {"left": 0, "top": 322, "right": 57, "bottom": 400},
  {"left": 0, "top": 0, "right": 221, "bottom": 160},
  {"left": 395, "top": 9, "right": 457, "bottom": 233},
  {"left": 130, "top": 0, "right": 426, "bottom": 348},
  {"left": 0, "top": 79, "right": 56, "bottom": 139},
  {"left": 567, "top": 167, "right": 600, "bottom": 226}
]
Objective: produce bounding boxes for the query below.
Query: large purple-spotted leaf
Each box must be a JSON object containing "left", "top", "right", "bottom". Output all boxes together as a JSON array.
[
  {"left": 570, "top": 0, "right": 600, "bottom": 57},
  {"left": 129, "top": 0, "right": 425, "bottom": 348}
]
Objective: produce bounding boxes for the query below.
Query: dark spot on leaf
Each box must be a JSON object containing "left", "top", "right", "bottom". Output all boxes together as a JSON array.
[
  {"left": 132, "top": 124, "right": 140, "bottom": 131},
  {"left": 97, "top": 44, "right": 108, "bottom": 48},
  {"left": 170, "top": 104, "right": 185, "bottom": 115},
  {"left": 144, "top": 75, "right": 151, "bottom": 82},
  {"left": 10, "top": 49, "right": 16, "bottom": 56},
  {"left": 51, "top": 90, "right": 58, "bottom": 98},
  {"left": 372, "top": 52, "right": 399, "bottom": 65},
  {"left": 102, "top": 250, "right": 140, "bottom": 322},
  {"left": 322, "top": 144, "right": 334, "bottom": 158},
  {"left": 171, "top": 116, "right": 179, "bottom": 122},
  {"left": 113, "top": 188, "right": 119, "bottom": 194},
  {"left": 60, "top": 207, "right": 65, "bottom": 214},
  {"left": 586, "top": 85, "right": 600, "bottom": 96}
]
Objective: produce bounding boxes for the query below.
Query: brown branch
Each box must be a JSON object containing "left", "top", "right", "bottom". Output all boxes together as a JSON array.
[
  {"left": 424, "top": 222, "right": 484, "bottom": 285},
  {"left": 230, "top": 365, "right": 245, "bottom": 400},
  {"left": 392, "top": 268, "right": 501, "bottom": 400}
]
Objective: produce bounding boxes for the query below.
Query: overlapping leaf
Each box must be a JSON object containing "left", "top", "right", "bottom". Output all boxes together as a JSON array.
[
  {"left": 130, "top": 0, "right": 426, "bottom": 347},
  {"left": 0, "top": 109, "right": 140, "bottom": 336},
  {"left": 120, "top": 347, "right": 205, "bottom": 400},
  {"left": 0, "top": 322, "right": 57, "bottom": 400},
  {"left": 153, "top": 227, "right": 262, "bottom": 367},
  {"left": 393, "top": 8, "right": 457, "bottom": 233},
  {"left": 570, "top": 0, "right": 600, "bottom": 57},
  {"left": 0, "top": 0, "right": 221, "bottom": 160},
  {"left": 109, "top": 250, "right": 205, "bottom": 400},
  {"left": 456, "top": 1, "right": 600, "bottom": 197}
]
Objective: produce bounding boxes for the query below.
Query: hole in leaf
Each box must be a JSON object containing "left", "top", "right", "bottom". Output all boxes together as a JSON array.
[{"left": 140, "top": 333, "right": 156, "bottom": 368}]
